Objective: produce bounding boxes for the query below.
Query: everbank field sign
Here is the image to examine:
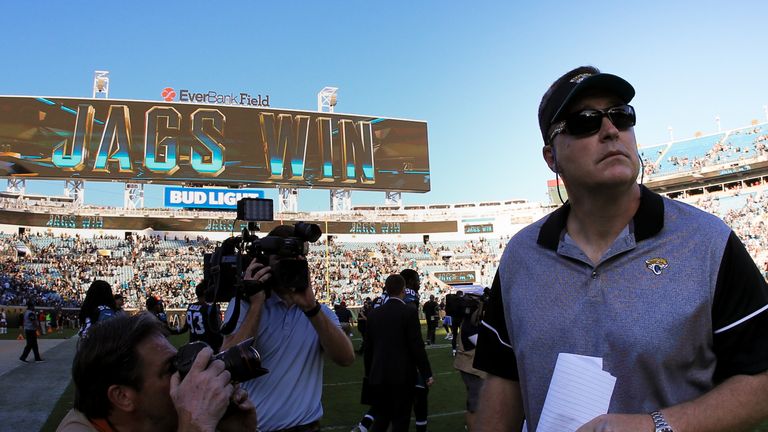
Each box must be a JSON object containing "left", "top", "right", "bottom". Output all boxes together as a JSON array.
[{"left": 162, "top": 87, "right": 270, "bottom": 107}]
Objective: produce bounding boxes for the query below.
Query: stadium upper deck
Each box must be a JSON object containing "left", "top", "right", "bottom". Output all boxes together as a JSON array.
[{"left": 642, "top": 120, "right": 768, "bottom": 194}]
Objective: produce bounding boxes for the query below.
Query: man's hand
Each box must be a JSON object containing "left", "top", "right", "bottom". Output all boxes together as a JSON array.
[
  {"left": 287, "top": 264, "right": 317, "bottom": 312},
  {"left": 217, "top": 385, "right": 258, "bottom": 432},
  {"left": 426, "top": 377, "right": 435, "bottom": 387},
  {"left": 243, "top": 260, "right": 270, "bottom": 303},
  {"left": 170, "top": 347, "right": 234, "bottom": 432},
  {"left": 292, "top": 287, "right": 318, "bottom": 312},
  {"left": 575, "top": 413, "right": 654, "bottom": 432}
]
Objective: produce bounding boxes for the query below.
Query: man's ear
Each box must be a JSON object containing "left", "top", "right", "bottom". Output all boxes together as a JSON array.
[
  {"left": 543, "top": 145, "right": 558, "bottom": 173},
  {"left": 107, "top": 384, "right": 137, "bottom": 413}
]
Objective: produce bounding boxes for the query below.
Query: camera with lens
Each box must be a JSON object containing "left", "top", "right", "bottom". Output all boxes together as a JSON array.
[
  {"left": 204, "top": 198, "right": 323, "bottom": 303},
  {"left": 174, "top": 337, "right": 268, "bottom": 382}
]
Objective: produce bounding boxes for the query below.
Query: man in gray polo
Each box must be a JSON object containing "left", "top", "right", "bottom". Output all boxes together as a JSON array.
[{"left": 474, "top": 66, "right": 768, "bottom": 432}]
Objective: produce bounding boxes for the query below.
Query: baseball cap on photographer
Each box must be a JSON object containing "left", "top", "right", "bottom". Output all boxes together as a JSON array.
[{"left": 538, "top": 66, "right": 635, "bottom": 145}]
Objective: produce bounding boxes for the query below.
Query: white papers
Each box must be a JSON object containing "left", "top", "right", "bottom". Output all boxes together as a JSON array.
[{"left": 536, "top": 353, "right": 616, "bottom": 432}]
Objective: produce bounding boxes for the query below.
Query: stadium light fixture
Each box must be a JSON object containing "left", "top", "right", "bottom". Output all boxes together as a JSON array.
[
  {"left": 317, "top": 87, "right": 338, "bottom": 113},
  {"left": 93, "top": 70, "right": 110, "bottom": 99}
]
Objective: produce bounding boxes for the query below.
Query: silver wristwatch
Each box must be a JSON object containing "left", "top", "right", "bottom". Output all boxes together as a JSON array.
[{"left": 650, "top": 410, "right": 674, "bottom": 432}]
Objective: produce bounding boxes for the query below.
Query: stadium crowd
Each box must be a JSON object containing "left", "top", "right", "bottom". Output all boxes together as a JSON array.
[
  {"left": 1, "top": 182, "right": 768, "bottom": 312},
  {"left": 0, "top": 231, "right": 503, "bottom": 311},
  {"left": 639, "top": 124, "right": 768, "bottom": 177}
]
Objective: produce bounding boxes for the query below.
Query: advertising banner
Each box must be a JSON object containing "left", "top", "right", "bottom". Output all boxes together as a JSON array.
[
  {"left": 0, "top": 210, "right": 457, "bottom": 234},
  {"left": 164, "top": 186, "right": 264, "bottom": 209},
  {"left": 0, "top": 96, "right": 430, "bottom": 192}
]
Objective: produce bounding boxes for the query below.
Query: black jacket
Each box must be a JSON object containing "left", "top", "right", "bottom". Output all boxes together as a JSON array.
[{"left": 364, "top": 297, "right": 432, "bottom": 387}]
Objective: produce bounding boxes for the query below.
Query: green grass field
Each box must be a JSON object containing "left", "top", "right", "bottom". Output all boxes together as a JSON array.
[
  {"left": 24, "top": 325, "right": 768, "bottom": 432},
  {"left": 320, "top": 331, "right": 466, "bottom": 431}
]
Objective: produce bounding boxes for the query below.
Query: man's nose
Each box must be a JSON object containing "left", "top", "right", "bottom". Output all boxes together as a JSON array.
[{"left": 599, "top": 116, "right": 620, "bottom": 141}]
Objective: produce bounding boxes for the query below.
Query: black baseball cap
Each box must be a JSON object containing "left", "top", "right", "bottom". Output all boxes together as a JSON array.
[{"left": 538, "top": 66, "right": 635, "bottom": 144}]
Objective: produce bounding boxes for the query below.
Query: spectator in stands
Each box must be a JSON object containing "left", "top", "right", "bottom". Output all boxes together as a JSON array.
[
  {"left": 220, "top": 224, "right": 354, "bottom": 432},
  {"left": 78, "top": 280, "right": 117, "bottom": 337},
  {"left": 57, "top": 312, "right": 256, "bottom": 432},
  {"left": 19, "top": 300, "right": 43, "bottom": 363},
  {"left": 474, "top": 66, "right": 768, "bottom": 432}
]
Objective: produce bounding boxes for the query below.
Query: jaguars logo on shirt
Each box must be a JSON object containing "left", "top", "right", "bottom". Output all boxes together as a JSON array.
[{"left": 645, "top": 257, "right": 669, "bottom": 275}]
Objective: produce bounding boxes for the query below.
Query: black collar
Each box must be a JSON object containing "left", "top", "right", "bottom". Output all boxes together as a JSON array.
[{"left": 537, "top": 185, "right": 664, "bottom": 251}]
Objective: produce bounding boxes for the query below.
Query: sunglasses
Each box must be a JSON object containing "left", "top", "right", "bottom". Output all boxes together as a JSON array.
[{"left": 548, "top": 104, "right": 636, "bottom": 143}]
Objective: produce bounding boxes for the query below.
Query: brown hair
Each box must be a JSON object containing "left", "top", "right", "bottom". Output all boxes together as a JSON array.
[{"left": 73, "top": 312, "right": 166, "bottom": 418}]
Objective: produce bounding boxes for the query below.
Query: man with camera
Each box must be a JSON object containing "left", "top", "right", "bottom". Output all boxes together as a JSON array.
[
  {"left": 221, "top": 224, "right": 355, "bottom": 432},
  {"left": 57, "top": 312, "right": 256, "bottom": 432}
]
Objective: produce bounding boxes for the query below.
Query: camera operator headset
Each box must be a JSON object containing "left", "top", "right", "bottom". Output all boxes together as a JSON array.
[{"left": 219, "top": 224, "right": 355, "bottom": 432}]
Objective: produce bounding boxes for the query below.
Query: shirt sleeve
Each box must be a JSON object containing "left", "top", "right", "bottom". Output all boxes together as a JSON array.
[
  {"left": 221, "top": 298, "right": 249, "bottom": 335},
  {"left": 473, "top": 270, "right": 519, "bottom": 380},
  {"left": 712, "top": 231, "right": 768, "bottom": 382}
]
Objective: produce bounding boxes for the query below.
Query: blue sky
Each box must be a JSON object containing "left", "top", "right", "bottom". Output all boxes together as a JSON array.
[{"left": 2, "top": 1, "right": 768, "bottom": 210}]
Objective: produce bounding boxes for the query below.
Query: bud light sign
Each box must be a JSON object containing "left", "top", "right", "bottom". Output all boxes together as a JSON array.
[{"left": 165, "top": 187, "right": 264, "bottom": 209}]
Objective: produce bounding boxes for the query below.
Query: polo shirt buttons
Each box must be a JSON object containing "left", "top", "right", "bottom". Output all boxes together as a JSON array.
[{"left": 591, "top": 271, "right": 598, "bottom": 279}]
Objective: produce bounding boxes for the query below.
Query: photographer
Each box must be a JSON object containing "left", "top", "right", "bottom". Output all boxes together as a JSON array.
[
  {"left": 57, "top": 312, "right": 256, "bottom": 432},
  {"left": 221, "top": 224, "right": 355, "bottom": 432}
]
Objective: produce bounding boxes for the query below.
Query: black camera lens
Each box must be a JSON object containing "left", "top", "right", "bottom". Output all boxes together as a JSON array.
[
  {"left": 174, "top": 338, "right": 268, "bottom": 382},
  {"left": 215, "top": 340, "right": 268, "bottom": 382},
  {"left": 293, "top": 222, "right": 322, "bottom": 242}
]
